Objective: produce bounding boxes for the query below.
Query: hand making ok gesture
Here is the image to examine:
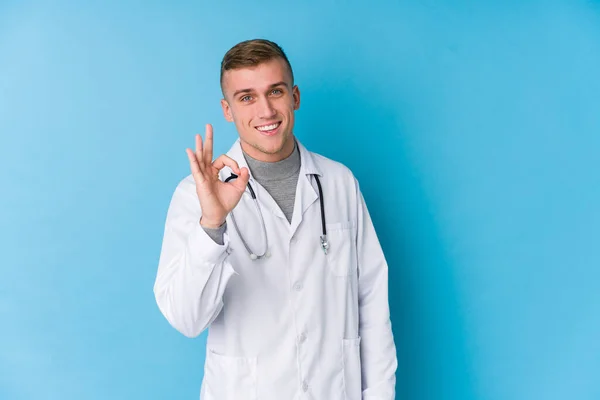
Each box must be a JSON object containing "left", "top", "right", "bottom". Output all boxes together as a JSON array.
[{"left": 185, "top": 124, "right": 250, "bottom": 228}]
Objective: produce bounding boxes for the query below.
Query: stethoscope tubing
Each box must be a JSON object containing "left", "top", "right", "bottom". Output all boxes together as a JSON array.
[{"left": 224, "top": 172, "right": 328, "bottom": 259}]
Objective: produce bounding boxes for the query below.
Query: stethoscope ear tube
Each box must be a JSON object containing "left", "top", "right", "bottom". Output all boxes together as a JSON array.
[{"left": 226, "top": 173, "right": 269, "bottom": 259}]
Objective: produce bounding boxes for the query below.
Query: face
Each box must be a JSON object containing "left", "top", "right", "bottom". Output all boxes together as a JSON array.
[{"left": 221, "top": 57, "right": 300, "bottom": 162}]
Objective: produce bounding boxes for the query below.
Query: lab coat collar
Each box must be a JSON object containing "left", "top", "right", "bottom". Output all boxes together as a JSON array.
[{"left": 225, "top": 137, "right": 321, "bottom": 235}]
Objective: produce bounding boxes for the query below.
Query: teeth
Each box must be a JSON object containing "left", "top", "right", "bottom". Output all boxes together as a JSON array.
[{"left": 256, "top": 123, "right": 280, "bottom": 131}]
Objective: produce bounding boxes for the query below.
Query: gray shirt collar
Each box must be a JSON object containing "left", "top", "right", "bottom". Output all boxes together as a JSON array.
[{"left": 242, "top": 139, "right": 301, "bottom": 182}]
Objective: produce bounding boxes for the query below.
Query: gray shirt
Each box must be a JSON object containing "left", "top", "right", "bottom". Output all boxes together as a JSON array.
[{"left": 203, "top": 140, "right": 300, "bottom": 244}]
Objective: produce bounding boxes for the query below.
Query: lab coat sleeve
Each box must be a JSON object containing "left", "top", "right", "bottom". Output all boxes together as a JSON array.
[
  {"left": 355, "top": 179, "right": 398, "bottom": 399},
  {"left": 153, "top": 179, "right": 237, "bottom": 338}
]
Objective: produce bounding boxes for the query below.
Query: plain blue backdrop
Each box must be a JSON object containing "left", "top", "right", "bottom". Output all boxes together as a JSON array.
[{"left": 1, "top": 0, "right": 599, "bottom": 399}]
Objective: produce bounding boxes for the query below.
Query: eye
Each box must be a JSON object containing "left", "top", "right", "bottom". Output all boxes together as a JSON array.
[
  {"left": 271, "top": 88, "right": 283, "bottom": 95},
  {"left": 240, "top": 95, "right": 252, "bottom": 102}
]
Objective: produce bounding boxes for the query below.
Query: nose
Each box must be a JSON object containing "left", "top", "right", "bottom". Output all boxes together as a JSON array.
[{"left": 257, "top": 96, "right": 276, "bottom": 119}]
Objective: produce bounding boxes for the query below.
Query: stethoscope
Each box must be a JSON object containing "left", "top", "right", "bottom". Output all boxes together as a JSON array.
[{"left": 225, "top": 172, "right": 329, "bottom": 260}]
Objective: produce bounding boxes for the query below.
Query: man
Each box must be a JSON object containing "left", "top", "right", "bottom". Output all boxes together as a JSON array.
[{"left": 154, "top": 39, "right": 397, "bottom": 400}]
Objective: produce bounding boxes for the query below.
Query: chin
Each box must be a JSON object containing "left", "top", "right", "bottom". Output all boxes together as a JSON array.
[
  {"left": 259, "top": 132, "right": 290, "bottom": 149},
  {"left": 240, "top": 127, "right": 293, "bottom": 158}
]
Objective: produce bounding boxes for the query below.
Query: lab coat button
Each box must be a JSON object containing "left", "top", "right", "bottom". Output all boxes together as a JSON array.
[
  {"left": 293, "top": 282, "right": 303, "bottom": 292},
  {"left": 298, "top": 332, "right": 307, "bottom": 343},
  {"left": 302, "top": 381, "right": 309, "bottom": 392}
]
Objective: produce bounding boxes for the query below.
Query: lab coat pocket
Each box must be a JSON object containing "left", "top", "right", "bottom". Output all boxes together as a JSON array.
[
  {"left": 325, "top": 221, "right": 357, "bottom": 277},
  {"left": 342, "top": 337, "right": 362, "bottom": 400},
  {"left": 203, "top": 348, "right": 257, "bottom": 400}
]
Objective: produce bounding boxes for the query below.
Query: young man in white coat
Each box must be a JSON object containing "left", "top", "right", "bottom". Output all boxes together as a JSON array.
[{"left": 154, "top": 39, "right": 397, "bottom": 400}]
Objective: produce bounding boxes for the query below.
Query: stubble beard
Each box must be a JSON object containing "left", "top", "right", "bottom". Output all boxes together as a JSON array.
[{"left": 246, "top": 129, "right": 293, "bottom": 157}]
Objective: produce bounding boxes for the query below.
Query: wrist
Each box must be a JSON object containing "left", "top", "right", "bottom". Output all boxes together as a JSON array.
[{"left": 200, "top": 216, "right": 226, "bottom": 229}]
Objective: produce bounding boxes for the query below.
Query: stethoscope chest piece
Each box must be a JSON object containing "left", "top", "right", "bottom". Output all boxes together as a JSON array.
[
  {"left": 320, "top": 235, "right": 329, "bottom": 255},
  {"left": 249, "top": 250, "right": 271, "bottom": 260}
]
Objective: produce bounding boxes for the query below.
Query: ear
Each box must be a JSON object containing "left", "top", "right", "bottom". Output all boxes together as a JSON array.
[
  {"left": 292, "top": 85, "right": 300, "bottom": 111},
  {"left": 221, "top": 98, "right": 234, "bottom": 122}
]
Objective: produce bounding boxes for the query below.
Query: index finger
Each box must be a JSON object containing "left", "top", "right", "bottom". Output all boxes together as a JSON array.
[
  {"left": 185, "top": 148, "right": 206, "bottom": 184},
  {"left": 212, "top": 154, "right": 241, "bottom": 174}
]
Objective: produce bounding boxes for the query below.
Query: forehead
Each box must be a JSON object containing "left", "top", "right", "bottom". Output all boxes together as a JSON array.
[{"left": 222, "top": 58, "right": 292, "bottom": 95}]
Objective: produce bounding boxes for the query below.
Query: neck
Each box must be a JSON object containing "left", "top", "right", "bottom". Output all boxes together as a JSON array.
[{"left": 242, "top": 139, "right": 301, "bottom": 182}]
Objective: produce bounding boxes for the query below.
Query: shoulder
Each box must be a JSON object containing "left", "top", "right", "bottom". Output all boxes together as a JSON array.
[
  {"left": 174, "top": 174, "right": 197, "bottom": 196},
  {"left": 304, "top": 148, "right": 363, "bottom": 222},
  {"left": 307, "top": 149, "right": 358, "bottom": 187},
  {"left": 166, "top": 174, "right": 200, "bottom": 215}
]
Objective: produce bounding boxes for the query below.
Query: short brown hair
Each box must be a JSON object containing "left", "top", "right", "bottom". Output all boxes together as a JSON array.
[{"left": 220, "top": 39, "right": 294, "bottom": 92}]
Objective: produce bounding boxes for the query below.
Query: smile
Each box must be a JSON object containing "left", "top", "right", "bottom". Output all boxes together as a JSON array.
[
  {"left": 255, "top": 122, "right": 282, "bottom": 136},
  {"left": 256, "top": 122, "right": 281, "bottom": 132}
]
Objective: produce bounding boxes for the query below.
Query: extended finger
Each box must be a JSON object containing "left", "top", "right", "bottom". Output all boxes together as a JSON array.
[
  {"left": 212, "top": 154, "right": 241, "bottom": 174},
  {"left": 204, "top": 124, "right": 214, "bottom": 164},
  {"left": 186, "top": 148, "right": 206, "bottom": 183}
]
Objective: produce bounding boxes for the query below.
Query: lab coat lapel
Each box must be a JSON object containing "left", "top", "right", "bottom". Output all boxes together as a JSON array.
[
  {"left": 289, "top": 173, "right": 317, "bottom": 236},
  {"left": 289, "top": 140, "right": 322, "bottom": 237}
]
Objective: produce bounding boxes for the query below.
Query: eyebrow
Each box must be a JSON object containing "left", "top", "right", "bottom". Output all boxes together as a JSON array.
[{"left": 232, "top": 81, "right": 288, "bottom": 98}]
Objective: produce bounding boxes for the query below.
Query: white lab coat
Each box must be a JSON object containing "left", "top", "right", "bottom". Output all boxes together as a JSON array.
[{"left": 154, "top": 138, "right": 397, "bottom": 400}]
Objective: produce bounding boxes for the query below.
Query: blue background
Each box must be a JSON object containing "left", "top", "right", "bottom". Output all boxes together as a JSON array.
[{"left": 1, "top": 1, "right": 599, "bottom": 399}]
